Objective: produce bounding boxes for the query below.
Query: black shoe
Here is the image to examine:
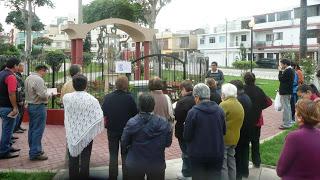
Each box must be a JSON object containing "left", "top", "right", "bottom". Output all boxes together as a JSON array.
[
  {"left": 11, "top": 136, "right": 19, "bottom": 140},
  {"left": 30, "top": 154, "right": 48, "bottom": 161},
  {"left": 19, "top": 127, "right": 27, "bottom": 131},
  {"left": 14, "top": 129, "right": 24, "bottom": 134},
  {"left": 10, "top": 148, "right": 21, "bottom": 153},
  {"left": 0, "top": 153, "right": 19, "bottom": 159}
]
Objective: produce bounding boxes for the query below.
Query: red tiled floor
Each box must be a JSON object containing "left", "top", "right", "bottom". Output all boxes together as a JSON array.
[{"left": 0, "top": 105, "right": 283, "bottom": 170}]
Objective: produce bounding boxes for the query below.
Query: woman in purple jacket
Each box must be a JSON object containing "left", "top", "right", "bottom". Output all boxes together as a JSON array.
[{"left": 277, "top": 99, "right": 320, "bottom": 180}]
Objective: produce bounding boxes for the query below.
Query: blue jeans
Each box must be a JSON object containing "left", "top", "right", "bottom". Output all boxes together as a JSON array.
[
  {"left": 178, "top": 139, "right": 192, "bottom": 177},
  {"left": 28, "top": 104, "right": 47, "bottom": 159},
  {"left": 0, "top": 107, "right": 16, "bottom": 157}
]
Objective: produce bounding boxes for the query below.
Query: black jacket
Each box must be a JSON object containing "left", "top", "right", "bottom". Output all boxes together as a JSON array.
[
  {"left": 184, "top": 101, "right": 226, "bottom": 167},
  {"left": 121, "top": 113, "right": 172, "bottom": 170},
  {"left": 102, "top": 90, "right": 138, "bottom": 135},
  {"left": 237, "top": 92, "right": 253, "bottom": 141},
  {"left": 174, "top": 92, "right": 195, "bottom": 139},
  {"left": 278, "top": 67, "right": 295, "bottom": 95},
  {"left": 210, "top": 88, "right": 222, "bottom": 104}
]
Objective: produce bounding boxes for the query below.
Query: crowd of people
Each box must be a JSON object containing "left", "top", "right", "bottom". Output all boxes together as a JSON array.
[{"left": 1, "top": 57, "right": 320, "bottom": 179}]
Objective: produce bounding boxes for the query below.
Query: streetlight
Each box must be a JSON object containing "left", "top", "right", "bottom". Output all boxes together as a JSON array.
[{"left": 248, "top": 19, "right": 255, "bottom": 72}]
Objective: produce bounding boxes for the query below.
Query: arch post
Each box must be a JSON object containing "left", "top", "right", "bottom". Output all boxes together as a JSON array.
[
  {"left": 71, "top": 39, "right": 83, "bottom": 65},
  {"left": 144, "top": 41, "right": 150, "bottom": 80},
  {"left": 135, "top": 42, "right": 141, "bottom": 80}
]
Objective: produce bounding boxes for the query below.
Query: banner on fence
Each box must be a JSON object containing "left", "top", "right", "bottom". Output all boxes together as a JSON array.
[{"left": 115, "top": 61, "right": 131, "bottom": 73}]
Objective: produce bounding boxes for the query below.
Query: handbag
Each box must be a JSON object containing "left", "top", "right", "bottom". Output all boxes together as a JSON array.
[{"left": 274, "top": 92, "right": 282, "bottom": 111}]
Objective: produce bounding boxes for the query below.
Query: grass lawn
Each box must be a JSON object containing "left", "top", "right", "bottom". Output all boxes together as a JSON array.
[
  {"left": 224, "top": 75, "right": 279, "bottom": 99},
  {"left": 260, "top": 125, "right": 298, "bottom": 166},
  {"left": 0, "top": 171, "right": 55, "bottom": 180}
]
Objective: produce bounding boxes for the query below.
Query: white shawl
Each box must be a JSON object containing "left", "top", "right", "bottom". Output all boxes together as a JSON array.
[{"left": 63, "top": 91, "right": 104, "bottom": 157}]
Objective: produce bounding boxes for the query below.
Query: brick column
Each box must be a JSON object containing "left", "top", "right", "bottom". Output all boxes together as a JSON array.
[
  {"left": 143, "top": 41, "right": 150, "bottom": 80},
  {"left": 135, "top": 42, "right": 141, "bottom": 80},
  {"left": 71, "top": 39, "right": 83, "bottom": 65}
]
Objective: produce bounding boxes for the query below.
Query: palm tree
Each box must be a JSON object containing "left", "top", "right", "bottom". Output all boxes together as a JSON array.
[{"left": 299, "top": 0, "right": 307, "bottom": 61}]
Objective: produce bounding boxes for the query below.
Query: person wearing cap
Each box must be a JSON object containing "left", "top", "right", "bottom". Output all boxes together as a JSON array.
[{"left": 205, "top": 61, "right": 224, "bottom": 95}]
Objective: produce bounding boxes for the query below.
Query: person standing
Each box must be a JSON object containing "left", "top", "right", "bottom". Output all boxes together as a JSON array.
[
  {"left": 0, "top": 57, "right": 20, "bottom": 159},
  {"left": 60, "top": 64, "right": 82, "bottom": 99},
  {"left": 243, "top": 72, "right": 270, "bottom": 170},
  {"left": 278, "top": 59, "right": 295, "bottom": 129},
  {"left": 174, "top": 80, "right": 194, "bottom": 179},
  {"left": 219, "top": 83, "right": 244, "bottom": 180},
  {"left": 290, "top": 63, "right": 299, "bottom": 122},
  {"left": 102, "top": 76, "right": 138, "bottom": 180},
  {"left": 277, "top": 99, "right": 320, "bottom": 180},
  {"left": 25, "top": 65, "right": 51, "bottom": 161},
  {"left": 206, "top": 78, "right": 222, "bottom": 104},
  {"left": 149, "top": 77, "right": 174, "bottom": 122},
  {"left": 122, "top": 93, "right": 172, "bottom": 180},
  {"left": 229, "top": 80, "right": 252, "bottom": 179},
  {"left": 313, "top": 69, "right": 320, "bottom": 91},
  {"left": 205, "top": 61, "right": 224, "bottom": 95},
  {"left": 14, "top": 63, "right": 26, "bottom": 133},
  {"left": 184, "top": 83, "right": 226, "bottom": 180},
  {"left": 63, "top": 74, "right": 104, "bottom": 180}
]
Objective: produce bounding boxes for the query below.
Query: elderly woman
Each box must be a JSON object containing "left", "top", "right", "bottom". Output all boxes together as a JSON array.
[
  {"left": 184, "top": 83, "right": 226, "bottom": 180},
  {"left": 277, "top": 99, "right": 320, "bottom": 179},
  {"left": 243, "top": 72, "right": 270, "bottom": 170},
  {"left": 63, "top": 74, "right": 104, "bottom": 179},
  {"left": 149, "top": 77, "right": 174, "bottom": 122},
  {"left": 206, "top": 78, "right": 222, "bottom": 104},
  {"left": 219, "top": 83, "right": 244, "bottom": 180},
  {"left": 297, "top": 84, "right": 320, "bottom": 101},
  {"left": 121, "top": 92, "right": 172, "bottom": 180}
]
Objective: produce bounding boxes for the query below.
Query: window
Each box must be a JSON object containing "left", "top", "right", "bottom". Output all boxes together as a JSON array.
[
  {"left": 200, "top": 38, "right": 205, "bottom": 44},
  {"left": 266, "top": 34, "right": 273, "bottom": 41},
  {"left": 209, "top": 37, "right": 215, "bottom": 43},
  {"left": 241, "top": 20, "right": 250, "bottom": 29},
  {"left": 307, "top": 29, "right": 320, "bottom": 38},
  {"left": 268, "top": 13, "right": 275, "bottom": 22},
  {"left": 131, "top": 43, "right": 135, "bottom": 47},
  {"left": 255, "top": 15, "right": 267, "bottom": 24},
  {"left": 277, "top": 11, "right": 291, "bottom": 21},
  {"left": 274, "top": 32, "right": 283, "bottom": 40},
  {"left": 219, "top": 36, "right": 225, "bottom": 43},
  {"left": 267, "top": 53, "right": 273, "bottom": 59},
  {"left": 178, "top": 37, "right": 189, "bottom": 48},
  {"left": 241, "top": 35, "right": 247, "bottom": 41}
]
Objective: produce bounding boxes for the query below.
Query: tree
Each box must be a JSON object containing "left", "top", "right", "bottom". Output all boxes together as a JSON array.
[
  {"left": 0, "top": 23, "right": 3, "bottom": 32},
  {"left": 5, "top": 10, "right": 44, "bottom": 31},
  {"left": 239, "top": 43, "right": 247, "bottom": 60},
  {"left": 46, "top": 50, "right": 65, "bottom": 72},
  {"left": 0, "top": 43, "right": 21, "bottom": 57},
  {"left": 299, "top": 0, "right": 307, "bottom": 60},
  {"left": 33, "top": 36, "right": 53, "bottom": 50},
  {"left": 130, "top": 0, "right": 172, "bottom": 53},
  {"left": 83, "top": 0, "right": 145, "bottom": 61}
]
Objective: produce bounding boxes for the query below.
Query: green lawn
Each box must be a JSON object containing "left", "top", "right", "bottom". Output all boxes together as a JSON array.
[
  {"left": 0, "top": 171, "right": 55, "bottom": 180},
  {"left": 260, "top": 126, "right": 298, "bottom": 166},
  {"left": 224, "top": 75, "right": 279, "bottom": 99}
]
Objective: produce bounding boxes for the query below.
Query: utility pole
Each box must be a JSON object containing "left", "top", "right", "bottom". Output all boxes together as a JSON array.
[
  {"left": 225, "top": 18, "right": 228, "bottom": 67},
  {"left": 78, "top": 0, "right": 83, "bottom": 24}
]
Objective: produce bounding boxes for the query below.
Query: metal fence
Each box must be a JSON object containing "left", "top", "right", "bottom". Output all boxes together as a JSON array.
[{"left": 26, "top": 53, "right": 208, "bottom": 109}]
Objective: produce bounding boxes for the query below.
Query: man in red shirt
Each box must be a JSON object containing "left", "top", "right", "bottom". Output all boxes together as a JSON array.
[{"left": 0, "top": 57, "right": 20, "bottom": 159}]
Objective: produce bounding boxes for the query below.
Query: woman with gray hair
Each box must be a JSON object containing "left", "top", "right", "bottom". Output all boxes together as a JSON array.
[
  {"left": 184, "top": 83, "right": 226, "bottom": 180},
  {"left": 219, "top": 83, "right": 244, "bottom": 180},
  {"left": 121, "top": 92, "right": 172, "bottom": 180}
]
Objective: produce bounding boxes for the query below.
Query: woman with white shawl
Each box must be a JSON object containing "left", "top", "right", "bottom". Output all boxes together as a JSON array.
[{"left": 63, "top": 74, "right": 104, "bottom": 179}]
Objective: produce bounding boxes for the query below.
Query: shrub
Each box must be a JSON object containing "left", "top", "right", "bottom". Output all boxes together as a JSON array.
[
  {"left": 300, "top": 58, "right": 316, "bottom": 84},
  {"left": 232, "top": 60, "right": 257, "bottom": 73},
  {"left": 45, "top": 50, "right": 65, "bottom": 72}
]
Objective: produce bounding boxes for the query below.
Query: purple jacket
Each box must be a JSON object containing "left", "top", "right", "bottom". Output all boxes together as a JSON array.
[{"left": 277, "top": 125, "right": 320, "bottom": 180}]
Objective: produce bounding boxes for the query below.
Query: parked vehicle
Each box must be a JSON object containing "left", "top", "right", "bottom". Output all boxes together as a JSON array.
[{"left": 255, "top": 58, "right": 279, "bottom": 69}]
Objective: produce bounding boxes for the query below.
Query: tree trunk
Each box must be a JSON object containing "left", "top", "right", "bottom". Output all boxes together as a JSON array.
[
  {"left": 299, "top": 0, "right": 307, "bottom": 61},
  {"left": 26, "top": 0, "right": 32, "bottom": 59}
]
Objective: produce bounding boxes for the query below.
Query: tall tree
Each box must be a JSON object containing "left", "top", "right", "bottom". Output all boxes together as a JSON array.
[
  {"left": 299, "top": 0, "right": 307, "bottom": 60},
  {"left": 5, "top": 10, "right": 44, "bottom": 31},
  {"left": 83, "top": 0, "right": 145, "bottom": 61},
  {"left": 130, "top": 0, "right": 172, "bottom": 53}
]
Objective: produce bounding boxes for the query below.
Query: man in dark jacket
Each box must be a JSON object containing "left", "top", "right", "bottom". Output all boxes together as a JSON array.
[
  {"left": 121, "top": 92, "right": 172, "bottom": 180},
  {"left": 174, "top": 80, "right": 195, "bottom": 179},
  {"left": 278, "top": 59, "right": 295, "bottom": 129},
  {"left": 102, "top": 76, "right": 138, "bottom": 180},
  {"left": 205, "top": 61, "right": 224, "bottom": 95},
  {"left": 14, "top": 63, "right": 26, "bottom": 133},
  {"left": 184, "top": 83, "right": 226, "bottom": 180},
  {"left": 230, "top": 80, "right": 253, "bottom": 179}
]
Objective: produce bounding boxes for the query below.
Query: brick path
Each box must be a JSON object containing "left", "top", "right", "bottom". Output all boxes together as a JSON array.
[{"left": 0, "top": 105, "right": 282, "bottom": 171}]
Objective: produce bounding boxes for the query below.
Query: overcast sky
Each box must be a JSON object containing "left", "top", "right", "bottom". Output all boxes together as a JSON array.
[{"left": 0, "top": 0, "right": 317, "bottom": 32}]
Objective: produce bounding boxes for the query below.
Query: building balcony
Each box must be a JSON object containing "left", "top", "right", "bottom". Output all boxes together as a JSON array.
[{"left": 254, "top": 41, "right": 274, "bottom": 47}]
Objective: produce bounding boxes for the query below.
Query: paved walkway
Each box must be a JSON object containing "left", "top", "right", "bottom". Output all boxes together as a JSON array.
[
  {"left": 220, "top": 68, "right": 279, "bottom": 80},
  {"left": 0, "top": 105, "right": 282, "bottom": 172}
]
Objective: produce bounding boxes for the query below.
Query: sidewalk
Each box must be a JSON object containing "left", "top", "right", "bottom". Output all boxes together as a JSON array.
[{"left": 53, "top": 159, "right": 280, "bottom": 180}]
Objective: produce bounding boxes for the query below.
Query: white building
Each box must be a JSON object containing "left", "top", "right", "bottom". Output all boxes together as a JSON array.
[{"left": 199, "top": 1, "right": 320, "bottom": 67}]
